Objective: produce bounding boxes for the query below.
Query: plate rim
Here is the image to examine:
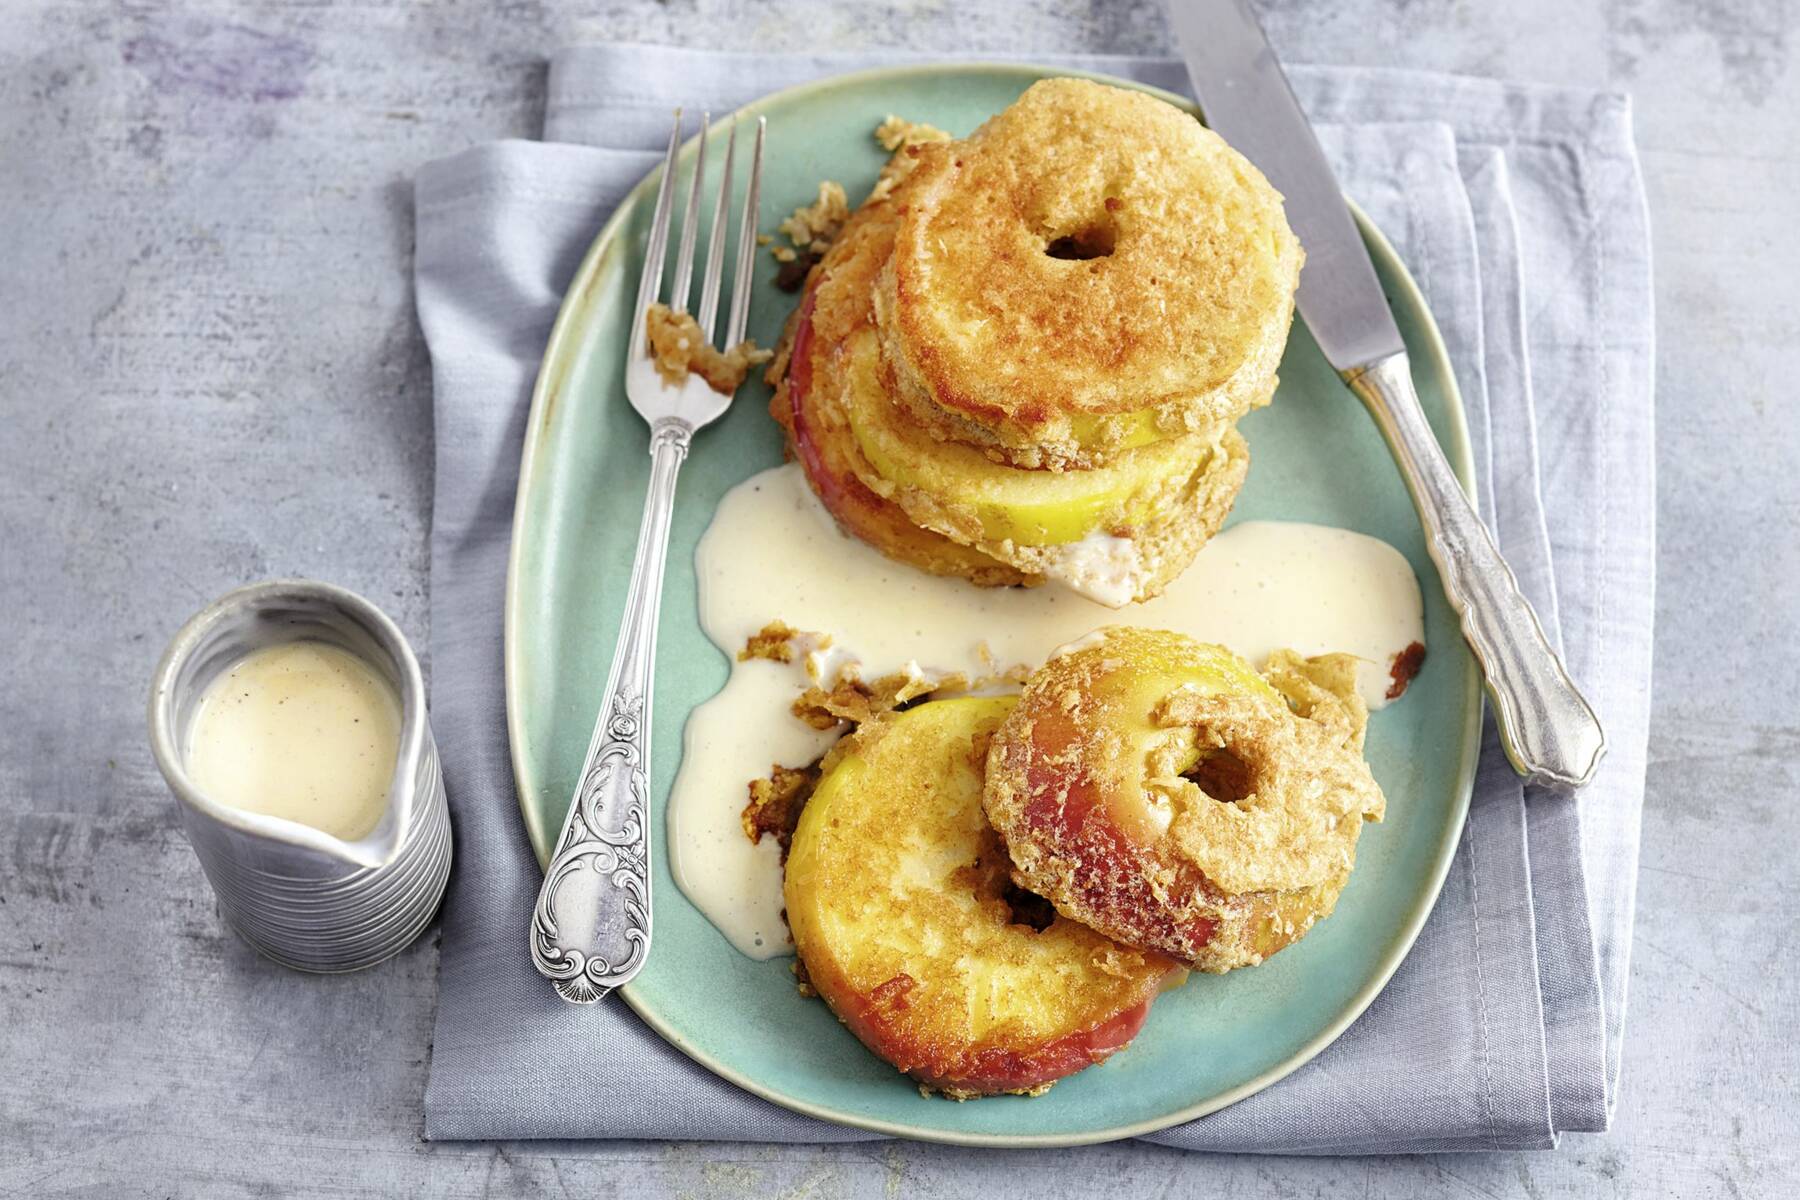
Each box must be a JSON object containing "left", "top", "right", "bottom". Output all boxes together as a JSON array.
[{"left": 503, "top": 60, "right": 1484, "bottom": 1148}]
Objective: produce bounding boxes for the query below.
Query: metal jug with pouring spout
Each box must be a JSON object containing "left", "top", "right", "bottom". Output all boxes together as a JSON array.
[{"left": 148, "top": 580, "right": 451, "bottom": 972}]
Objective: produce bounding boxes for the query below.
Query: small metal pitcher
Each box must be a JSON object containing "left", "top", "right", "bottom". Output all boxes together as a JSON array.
[{"left": 148, "top": 579, "right": 451, "bottom": 972}]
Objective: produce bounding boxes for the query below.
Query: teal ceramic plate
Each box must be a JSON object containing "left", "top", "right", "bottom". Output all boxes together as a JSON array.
[{"left": 506, "top": 64, "right": 1480, "bottom": 1147}]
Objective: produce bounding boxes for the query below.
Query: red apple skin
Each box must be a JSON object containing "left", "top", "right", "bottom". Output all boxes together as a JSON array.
[
  {"left": 984, "top": 633, "right": 1360, "bottom": 974},
  {"left": 804, "top": 942, "right": 1169, "bottom": 1097},
  {"left": 1001, "top": 699, "right": 1222, "bottom": 962},
  {"left": 779, "top": 288, "right": 1029, "bottom": 586}
]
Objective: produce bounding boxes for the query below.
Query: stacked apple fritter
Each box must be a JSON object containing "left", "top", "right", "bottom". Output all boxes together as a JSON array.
[{"left": 768, "top": 78, "right": 1302, "bottom": 607}]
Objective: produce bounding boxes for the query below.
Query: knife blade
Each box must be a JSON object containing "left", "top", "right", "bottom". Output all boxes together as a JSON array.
[
  {"left": 1167, "top": 0, "right": 1405, "bottom": 373},
  {"left": 1167, "top": 0, "right": 1609, "bottom": 790}
]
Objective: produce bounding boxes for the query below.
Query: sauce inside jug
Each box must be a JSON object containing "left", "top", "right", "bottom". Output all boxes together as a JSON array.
[{"left": 185, "top": 641, "right": 400, "bottom": 841}]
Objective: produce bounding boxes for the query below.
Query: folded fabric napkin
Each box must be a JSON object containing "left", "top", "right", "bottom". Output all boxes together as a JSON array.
[{"left": 416, "top": 45, "right": 1653, "bottom": 1153}]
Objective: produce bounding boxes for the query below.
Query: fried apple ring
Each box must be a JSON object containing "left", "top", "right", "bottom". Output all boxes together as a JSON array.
[
  {"left": 982, "top": 628, "right": 1385, "bottom": 973},
  {"left": 767, "top": 187, "right": 1029, "bottom": 587},
  {"left": 878, "top": 78, "right": 1302, "bottom": 469},
  {"left": 838, "top": 325, "right": 1250, "bottom": 606},
  {"left": 786, "top": 696, "right": 1178, "bottom": 1097}
]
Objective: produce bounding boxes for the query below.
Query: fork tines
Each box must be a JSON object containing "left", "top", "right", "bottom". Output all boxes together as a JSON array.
[{"left": 630, "top": 109, "right": 767, "bottom": 361}]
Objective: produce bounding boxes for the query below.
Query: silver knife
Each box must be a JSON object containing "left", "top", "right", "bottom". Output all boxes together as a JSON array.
[{"left": 1169, "top": 0, "right": 1606, "bottom": 789}]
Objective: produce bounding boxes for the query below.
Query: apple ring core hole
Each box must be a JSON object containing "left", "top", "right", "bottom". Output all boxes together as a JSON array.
[
  {"left": 1045, "top": 210, "right": 1118, "bottom": 260},
  {"left": 1184, "top": 744, "right": 1257, "bottom": 805}
]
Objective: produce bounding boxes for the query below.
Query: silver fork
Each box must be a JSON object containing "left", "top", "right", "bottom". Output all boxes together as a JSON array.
[{"left": 531, "top": 109, "right": 766, "bottom": 1004}]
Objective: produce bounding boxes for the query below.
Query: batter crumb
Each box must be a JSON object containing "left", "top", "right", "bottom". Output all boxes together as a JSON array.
[
  {"left": 765, "top": 117, "right": 949, "bottom": 282},
  {"left": 742, "top": 761, "right": 819, "bottom": 854},
  {"left": 791, "top": 956, "right": 817, "bottom": 998},
  {"left": 790, "top": 668, "right": 970, "bottom": 729},
  {"left": 778, "top": 181, "right": 850, "bottom": 252},
  {"left": 645, "top": 303, "right": 771, "bottom": 393},
  {"left": 874, "top": 114, "right": 951, "bottom": 153},
  {"left": 739, "top": 620, "right": 802, "bottom": 663}
]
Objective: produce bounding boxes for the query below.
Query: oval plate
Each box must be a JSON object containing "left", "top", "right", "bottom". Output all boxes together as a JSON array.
[{"left": 506, "top": 63, "right": 1480, "bottom": 1147}]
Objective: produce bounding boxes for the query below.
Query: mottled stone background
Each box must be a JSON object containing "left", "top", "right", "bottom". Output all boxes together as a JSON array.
[{"left": 2, "top": 1, "right": 1794, "bottom": 1196}]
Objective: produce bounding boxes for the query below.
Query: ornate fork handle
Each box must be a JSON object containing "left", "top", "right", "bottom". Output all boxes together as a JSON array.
[
  {"left": 531, "top": 417, "right": 691, "bottom": 1003},
  {"left": 1346, "top": 353, "right": 1606, "bottom": 790}
]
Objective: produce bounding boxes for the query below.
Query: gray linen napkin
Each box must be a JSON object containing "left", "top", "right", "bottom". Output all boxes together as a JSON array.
[{"left": 416, "top": 47, "right": 1653, "bottom": 1152}]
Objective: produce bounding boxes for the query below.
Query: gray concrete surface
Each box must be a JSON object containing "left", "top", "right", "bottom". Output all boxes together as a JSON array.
[{"left": 2, "top": 1, "right": 1794, "bottom": 1196}]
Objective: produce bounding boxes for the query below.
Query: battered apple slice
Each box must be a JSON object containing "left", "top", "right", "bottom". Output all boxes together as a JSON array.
[
  {"left": 774, "top": 288, "right": 1029, "bottom": 587},
  {"left": 983, "top": 628, "right": 1386, "bottom": 973},
  {"left": 784, "top": 697, "right": 1178, "bottom": 1098}
]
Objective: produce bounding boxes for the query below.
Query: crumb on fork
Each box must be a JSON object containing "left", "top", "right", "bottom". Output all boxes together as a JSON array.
[{"left": 645, "top": 303, "right": 771, "bottom": 393}]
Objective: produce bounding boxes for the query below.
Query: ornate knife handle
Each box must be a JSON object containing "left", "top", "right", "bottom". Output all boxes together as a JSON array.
[
  {"left": 1345, "top": 353, "right": 1606, "bottom": 790},
  {"left": 531, "top": 418, "right": 691, "bottom": 1003}
]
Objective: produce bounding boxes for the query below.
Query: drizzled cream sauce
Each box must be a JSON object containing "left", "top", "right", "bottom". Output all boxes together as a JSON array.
[{"left": 669, "top": 464, "right": 1425, "bottom": 960}]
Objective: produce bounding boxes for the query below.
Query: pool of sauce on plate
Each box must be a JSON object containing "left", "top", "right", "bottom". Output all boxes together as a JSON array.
[
  {"left": 669, "top": 463, "right": 1427, "bottom": 961},
  {"left": 185, "top": 641, "right": 400, "bottom": 842}
]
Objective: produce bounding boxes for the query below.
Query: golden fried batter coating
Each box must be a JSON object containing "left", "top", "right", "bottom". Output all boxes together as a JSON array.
[
  {"left": 983, "top": 628, "right": 1385, "bottom": 973},
  {"left": 877, "top": 78, "right": 1301, "bottom": 468},
  {"left": 766, "top": 137, "right": 1249, "bottom": 605},
  {"left": 785, "top": 697, "right": 1177, "bottom": 1097},
  {"left": 838, "top": 326, "right": 1251, "bottom": 604},
  {"left": 765, "top": 179, "right": 1030, "bottom": 587}
]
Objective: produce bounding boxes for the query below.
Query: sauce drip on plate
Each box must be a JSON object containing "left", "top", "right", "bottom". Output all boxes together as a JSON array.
[{"left": 669, "top": 464, "right": 1425, "bottom": 960}]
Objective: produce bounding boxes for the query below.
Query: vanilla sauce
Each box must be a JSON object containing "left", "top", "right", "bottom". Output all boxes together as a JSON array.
[
  {"left": 185, "top": 641, "right": 401, "bottom": 842},
  {"left": 669, "top": 464, "right": 1425, "bottom": 960}
]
